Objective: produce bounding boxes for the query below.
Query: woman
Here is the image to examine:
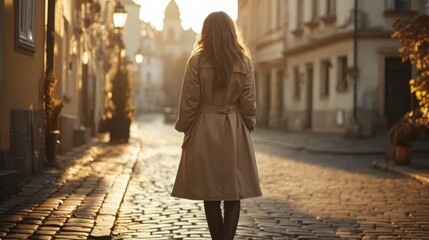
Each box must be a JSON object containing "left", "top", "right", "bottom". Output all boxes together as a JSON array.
[{"left": 171, "top": 11, "right": 262, "bottom": 240}]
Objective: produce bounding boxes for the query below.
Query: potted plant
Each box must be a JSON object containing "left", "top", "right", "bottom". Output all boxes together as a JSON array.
[
  {"left": 44, "top": 72, "right": 64, "bottom": 165},
  {"left": 109, "top": 66, "right": 134, "bottom": 142},
  {"left": 388, "top": 113, "right": 418, "bottom": 165},
  {"left": 392, "top": 15, "right": 429, "bottom": 143}
]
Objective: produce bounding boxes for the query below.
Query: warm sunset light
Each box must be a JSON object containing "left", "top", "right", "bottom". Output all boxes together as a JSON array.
[
  {"left": 133, "top": 0, "right": 238, "bottom": 32},
  {"left": 3, "top": 1, "right": 429, "bottom": 240}
]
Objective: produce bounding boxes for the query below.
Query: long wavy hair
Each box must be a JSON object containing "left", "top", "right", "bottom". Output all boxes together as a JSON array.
[{"left": 192, "top": 11, "right": 250, "bottom": 89}]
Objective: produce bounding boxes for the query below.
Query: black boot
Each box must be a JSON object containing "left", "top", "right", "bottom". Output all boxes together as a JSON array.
[
  {"left": 223, "top": 200, "right": 240, "bottom": 240},
  {"left": 204, "top": 201, "right": 223, "bottom": 240}
]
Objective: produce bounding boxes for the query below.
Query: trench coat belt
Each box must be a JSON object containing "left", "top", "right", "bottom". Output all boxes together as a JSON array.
[{"left": 199, "top": 104, "right": 239, "bottom": 114}]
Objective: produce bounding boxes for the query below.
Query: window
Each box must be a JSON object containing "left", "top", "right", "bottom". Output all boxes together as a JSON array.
[
  {"left": 321, "top": 0, "right": 336, "bottom": 23},
  {"left": 311, "top": 0, "right": 319, "bottom": 20},
  {"left": 167, "top": 28, "right": 174, "bottom": 41},
  {"left": 15, "top": 0, "right": 35, "bottom": 53},
  {"left": 306, "top": 0, "right": 320, "bottom": 28},
  {"left": 320, "top": 60, "right": 331, "bottom": 98},
  {"left": 297, "top": 0, "right": 304, "bottom": 29},
  {"left": 292, "top": 0, "right": 304, "bottom": 35},
  {"left": 387, "top": 0, "right": 411, "bottom": 11},
  {"left": 277, "top": 70, "right": 284, "bottom": 114},
  {"left": 266, "top": 0, "right": 272, "bottom": 32},
  {"left": 337, "top": 56, "right": 348, "bottom": 92},
  {"left": 326, "top": 0, "right": 336, "bottom": 16},
  {"left": 147, "top": 72, "right": 151, "bottom": 83},
  {"left": 293, "top": 67, "right": 301, "bottom": 100},
  {"left": 276, "top": 0, "right": 282, "bottom": 28}
]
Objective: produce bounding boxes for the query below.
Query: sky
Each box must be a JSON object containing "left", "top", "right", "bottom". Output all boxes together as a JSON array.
[{"left": 133, "top": 0, "right": 238, "bottom": 33}]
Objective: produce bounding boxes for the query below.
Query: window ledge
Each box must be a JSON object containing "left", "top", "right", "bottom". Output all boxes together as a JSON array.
[
  {"left": 15, "top": 41, "right": 35, "bottom": 55},
  {"left": 383, "top": 10, "right": 417, "bottom": 17},
  {"left": 320, "top": 95, "right": 329, "bottom": 100},
  {"left": 293, "top": 96, "right": 301, "bottom": 102},
  {"left": 336, "top": 82, "right": 349, "bottom": 93},
  {"left": 321, "top": 15, "right": 337, "bottom": 24},
  {"left": 305, "top": 20, "right": 320, "bottom": 29},
  {"left": 291, "top": 28, "right": 304, "bottom": 36}
]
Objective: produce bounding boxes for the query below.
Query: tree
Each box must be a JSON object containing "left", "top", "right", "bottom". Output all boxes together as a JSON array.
[
  {"left": 44, "top": 72, "right": 63, "bottom": 132},
  {"left": 109, "top": 66, "right": 134, "bottom": 142},
  {"left": 392, "top": 15, "right": 429, "bottom": 129},
  {"left": 44, "top": 72, "right": 63, "bottom": 164}
]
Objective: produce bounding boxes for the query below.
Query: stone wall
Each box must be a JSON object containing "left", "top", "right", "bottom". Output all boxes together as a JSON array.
[{"left": 5, "top": 109, "right": 45, "bottom": 179}]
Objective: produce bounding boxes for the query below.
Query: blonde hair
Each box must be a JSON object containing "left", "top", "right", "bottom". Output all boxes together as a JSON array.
[{"left": 192, "top": 11, "right": 251, "bottom": 88}]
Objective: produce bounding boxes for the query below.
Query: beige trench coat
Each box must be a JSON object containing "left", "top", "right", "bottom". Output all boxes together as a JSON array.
[{"left": 171, "top": 54, "right": 262, "bottom": 201}]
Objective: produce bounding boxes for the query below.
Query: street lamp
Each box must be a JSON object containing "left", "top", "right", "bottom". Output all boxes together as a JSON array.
[
  {"left": 135, "top": 48, "right": 143, "bottom": 64},
  {"left": 113, "top": 1, "right": 128, "bottom": 31},
  {"left": 113, "top": 1, "right": 128, "bottom": 67},
  {"left": 83, "top": 50, "right": 89, "bottom": 65}
]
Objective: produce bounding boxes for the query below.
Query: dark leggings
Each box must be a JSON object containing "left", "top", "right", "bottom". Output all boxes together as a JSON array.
[{"left": 203, "top": 200, "right": 241, "bottom": 240}]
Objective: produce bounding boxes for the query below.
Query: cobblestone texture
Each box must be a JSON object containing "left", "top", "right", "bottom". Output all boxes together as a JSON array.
[
  {"left": 113, "top": 115, "right": 429, "bottom": 240},
  {"left": 0, "top": 114, "right": 428, "bottom": 240},
  {"left": 0, "top": 135, "right": 141, "bottom": 240}
]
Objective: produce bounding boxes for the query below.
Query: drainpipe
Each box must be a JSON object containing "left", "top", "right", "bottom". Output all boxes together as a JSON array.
[
  {"left": 46, "top": 0, "right": 56, "bottom": 74},
  {"left": 352, "top": 0, "right": 358, "bottom": 124}
]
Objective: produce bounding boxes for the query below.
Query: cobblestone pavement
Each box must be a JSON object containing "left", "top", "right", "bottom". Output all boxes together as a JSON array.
[
  {"left": 113, "top": 114, "right": 429, "bottom": 240},
  {"left": 0, "top": 114, "right": 428, "bottom": 240},
  {"left": 0, "top": 134, "right": 141, "bottom": 240}
]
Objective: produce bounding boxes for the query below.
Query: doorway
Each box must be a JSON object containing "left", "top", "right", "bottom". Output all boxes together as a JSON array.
[
  {"left": 305, "top": 65, "right": 314, "bottom": 129},
  {"left": 263, "top": 72, "right": 271, "bottom": 128},
  {"left": 277, "top": 70, "right": 284, "bottom": 127},
  {"left": 385, "top": 57, "right": 412, "bottom": 127}
]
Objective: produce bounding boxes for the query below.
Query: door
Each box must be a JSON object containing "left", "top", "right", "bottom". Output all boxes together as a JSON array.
[
  {"left": 305, "top": 65, "right": 314, "bottom": 129},
  {"left": 277, "top": 70, "right": 284, "bottom": 127},
  {"left": 263, "top": 72, "right": 271, "bottom": 128},
  {"left": 385, "top": 57, "right": 412, "bottom": 127}
]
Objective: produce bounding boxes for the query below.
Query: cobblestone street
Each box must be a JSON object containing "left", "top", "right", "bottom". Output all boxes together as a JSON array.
[
  {"left": 113, "top": 115, "right": 429, "bottom": 240},
  {"left": 0, "top": 136, "right": 141, "bottom": 240},
  {"left": 0, "top": 114, "right": 429, "bottom": 239}
]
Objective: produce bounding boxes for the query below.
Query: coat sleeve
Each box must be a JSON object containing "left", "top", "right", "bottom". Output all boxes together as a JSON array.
[
  {"left": 175, "top": 56, "right": 201, "bottom": 133},
  {"left": 239, "top": 60, "right": 257, "bottom": 132}
]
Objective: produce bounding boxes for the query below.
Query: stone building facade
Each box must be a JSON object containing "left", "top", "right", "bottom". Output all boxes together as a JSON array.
[
  {"left": 0, "top": 0, "right": 115, "bottom": 197},
  {"left": 125, "top": 0, "right": 196, "bottom": 112},
  {"left": 238, "top": 0, "right": 428, "bottom": 135},
  {"left": 0, "top": 0, "right": 47, "bottom": 188},
  {"left": 133, "top": 23, "right": 165, "bottom": 113}
]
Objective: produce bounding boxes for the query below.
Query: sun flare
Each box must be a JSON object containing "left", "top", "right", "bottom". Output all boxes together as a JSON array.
[{"left": 133, "top": 0, "right": 237, "bottom": 33}]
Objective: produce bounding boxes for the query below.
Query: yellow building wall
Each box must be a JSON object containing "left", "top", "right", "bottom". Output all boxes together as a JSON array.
[{"left": 1, "top": 0, "right": 46, "bottom": 150}]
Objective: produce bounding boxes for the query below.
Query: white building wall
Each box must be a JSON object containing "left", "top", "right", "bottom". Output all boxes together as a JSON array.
[
  {"left": 123, "top": 1, "right": 141, "bottom": 60},
  {"left": 238, "top": 0, "right": 427, "bottom": 134},
  {"left": 285, "top": 39, "right": 354, "bottom": 132}
]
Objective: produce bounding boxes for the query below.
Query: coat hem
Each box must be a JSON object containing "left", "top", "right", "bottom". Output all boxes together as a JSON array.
[{"left": 170, "top": 193, "right": 262, "bottom": 201}]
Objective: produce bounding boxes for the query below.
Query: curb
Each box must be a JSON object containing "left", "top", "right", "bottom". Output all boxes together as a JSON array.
[
  {"left": 252, "top": 138, "right": 304, "bottom": 151},
  {"left": 372, "top": 161, "right": 429, "bottom": 185},
  {"left": 253, "top": 137, "right": 383, "bottom": 155},
  {"left": 305, "top": 148, "right": 383, "bottom": 155},
  {"left": 253, "top": 137, "right": 429, "bottom": 156}
]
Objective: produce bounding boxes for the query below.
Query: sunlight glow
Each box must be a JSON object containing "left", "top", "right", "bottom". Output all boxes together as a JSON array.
[{"left": 133, "top": 0, "right": 237, "bottom": 33}]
